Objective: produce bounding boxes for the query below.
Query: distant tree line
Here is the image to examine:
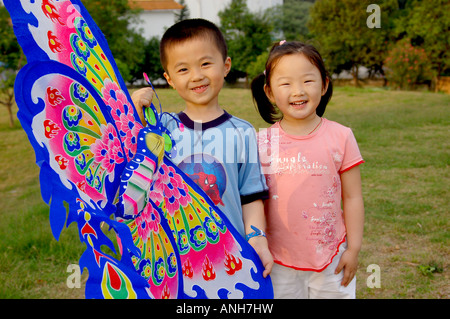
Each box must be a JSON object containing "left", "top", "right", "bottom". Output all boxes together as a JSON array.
[
  {"left": 1, "top": 0, "right": 449, "bottom": 92},
  {"left": 219, "top": 0, "right": 449, "bottom": 91}
]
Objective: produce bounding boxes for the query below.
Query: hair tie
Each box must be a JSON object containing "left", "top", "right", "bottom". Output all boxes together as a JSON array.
[{"left": 279, "top": 40, "right": 286, "bottom": 46}]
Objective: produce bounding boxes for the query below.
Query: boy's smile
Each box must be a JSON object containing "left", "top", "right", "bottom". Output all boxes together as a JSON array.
[{"left": 163, "top": 38, "right": 231, "bottom": 117}]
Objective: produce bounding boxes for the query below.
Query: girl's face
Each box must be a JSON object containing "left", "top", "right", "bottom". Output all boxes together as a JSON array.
[{"left": 264, "top": 53, "right": 328, "bottom": 123}]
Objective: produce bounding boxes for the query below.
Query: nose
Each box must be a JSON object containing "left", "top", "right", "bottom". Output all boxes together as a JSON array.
[
  {"left": 292, "top": 84, "right": 306, "bottom": 97},
  {"left": 191, "top": 66, "right": 205, "bottom": 82}
]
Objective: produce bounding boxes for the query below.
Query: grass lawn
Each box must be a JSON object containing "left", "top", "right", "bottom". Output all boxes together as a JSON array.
[{"left": 0, "top": 86, "right": 448, "bottom": 299}]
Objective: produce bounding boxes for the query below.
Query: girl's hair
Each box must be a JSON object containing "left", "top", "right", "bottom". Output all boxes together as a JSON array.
[
  {"left": 160, "top": 19, "right": 228, "bottom": 72},
  {"left": 251, "top": 41, "right": 333, "bottom": 124}
]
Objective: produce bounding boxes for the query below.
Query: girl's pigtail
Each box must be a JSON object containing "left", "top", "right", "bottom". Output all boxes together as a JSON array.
[
  {"left": 316, "top": 77, "right": 333, "bottom": 117},
  {"left": 251, "top": 73, "right": 280, "bottom": 124}
]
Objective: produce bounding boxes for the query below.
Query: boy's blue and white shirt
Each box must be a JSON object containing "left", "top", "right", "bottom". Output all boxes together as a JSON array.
[{"left": 162, "top": 111, "right": 268, "bottom": 237}]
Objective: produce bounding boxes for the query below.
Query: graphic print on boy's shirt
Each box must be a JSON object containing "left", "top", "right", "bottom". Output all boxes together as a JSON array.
[
  {"left": 178, "top": 154, "right": 226, "bottom": 206},
  {"left": 162, "top": 111, "right": 268, "bottom": 237}
]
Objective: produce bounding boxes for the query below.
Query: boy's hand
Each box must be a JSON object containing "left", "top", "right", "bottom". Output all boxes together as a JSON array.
[
  {"left": 131, "top": 87, "right": 154, "bottom": 125},
  {"left": 334, "top": 248, "right": 359, "bottom": 287},
  {"left": 248, "top": 236, "right": 274, "bottom": 278}
]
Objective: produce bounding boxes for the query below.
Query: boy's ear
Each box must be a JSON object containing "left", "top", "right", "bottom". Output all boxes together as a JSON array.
[
  {"left": 264, "top": 84, "right": 275, "bottom": 104},
  {"left": 163, "top": 72, "right": 175, "bottom": 89},
  {"left": 224, "top": 57, "right": 232, "bottom": 77}
]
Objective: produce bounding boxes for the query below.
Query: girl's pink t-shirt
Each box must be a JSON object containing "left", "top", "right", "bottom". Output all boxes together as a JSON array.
[{"left": 257, "top": 118, "right": 364, "bottom": 271}]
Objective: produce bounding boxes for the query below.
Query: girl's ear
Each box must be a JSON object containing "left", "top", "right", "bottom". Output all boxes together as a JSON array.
[
  {"left": 322, "top": 77, "right": 330, "bottom": 96},
  {"left": 163, "top": 72, "right": 175, "bottom": 89},
  {"left": 264, "top": 84, "right": 275, "bottom": 104}
]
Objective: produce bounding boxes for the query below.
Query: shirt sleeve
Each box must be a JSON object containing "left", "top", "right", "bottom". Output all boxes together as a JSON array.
[
  {"left": 340, "top": 128, "right": 365, "bottom": 173},
  {"left": 237, "top": 125, "right": 269, "bottom": 204}
]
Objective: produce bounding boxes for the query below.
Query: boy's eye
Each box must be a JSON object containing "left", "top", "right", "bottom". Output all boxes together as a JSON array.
[
  {"left": 177, "top": 68, "right": 188, "bottom": 73},
  {"left": 202, "top": 62, "right": 211, "bottom": 67},
  {"left": 305, "top": 80, "right": 314, "bottom": 83}
]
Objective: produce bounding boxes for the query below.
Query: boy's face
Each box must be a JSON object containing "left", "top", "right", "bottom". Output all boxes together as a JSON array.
[{"left": 163, "top": 37, "right": 231, "bottom": 111}]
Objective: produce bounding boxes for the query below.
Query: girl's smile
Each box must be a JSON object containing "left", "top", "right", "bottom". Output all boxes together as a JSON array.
[{"left": 290, "top": 100, "right": 308, "bottom": 109}]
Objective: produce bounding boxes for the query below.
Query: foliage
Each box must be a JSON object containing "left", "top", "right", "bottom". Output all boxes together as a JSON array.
[
  {"left": 393, "top": 0, "right": 450, "bottom": 89},
  {"left": 0, "top": 6, "right": 23, "bottom": 69},
  {"left": 137, "top": 36, "right": 165, "bottom": 84},
  {"left": 246, "top": 50, "right": 268, "bottom": 82},
  {"left": 308, "top": 0, "right": 398, "bottom": 85},
  {"left": 417, "top": 262, "right": 443, "bottom": 278},
  {"left": 384, "top": 39, "right": 432, "bottom": 90},
  {"left": 267, "top": 0, "right": 313, "bottom": 41},
  {"left": 0, "top": 5, "right": 24, "bottom": 128},
  {"left": 175, "top": 0, "right": 190, "bottom": 23},
  {"left": 218, "top": 0, "right": 273, "bottom": 83}
]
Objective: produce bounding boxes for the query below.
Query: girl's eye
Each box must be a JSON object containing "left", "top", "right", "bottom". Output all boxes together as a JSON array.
[{"left": 305, "top": 80, "right": 314, "bottom": 83}]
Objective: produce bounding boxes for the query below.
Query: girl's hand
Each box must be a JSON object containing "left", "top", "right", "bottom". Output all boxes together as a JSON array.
[
  {"left": 334, "top": 248, "right": 359, "bottom": 287},
  {"left": 248, "top": 236, "right": 274, "bottom": 278},
  {"left": 131, "top": 87, "right": 154, "bottom": 125}
]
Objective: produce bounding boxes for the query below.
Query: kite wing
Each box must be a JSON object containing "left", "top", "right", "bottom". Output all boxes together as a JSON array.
[
  {"left": 116, "top": 101, "right": 273, "bottom": 298},
  {"left": 4, "top": 0, "right": 273, "bottom": 299}
]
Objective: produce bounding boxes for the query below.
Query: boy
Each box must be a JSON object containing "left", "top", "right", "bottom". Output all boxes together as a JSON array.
[{"left": 132, "top": 19, "right": 273, "bottom": 278}]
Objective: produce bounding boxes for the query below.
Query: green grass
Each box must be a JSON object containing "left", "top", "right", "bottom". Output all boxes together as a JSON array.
[{"left": 0, "top": 86, "right": 448, "bottom": 298}]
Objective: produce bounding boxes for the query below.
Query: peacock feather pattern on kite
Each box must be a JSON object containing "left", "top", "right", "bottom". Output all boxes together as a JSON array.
[{"left": 4, "top": 0, "right": 273, "bottom": 299}]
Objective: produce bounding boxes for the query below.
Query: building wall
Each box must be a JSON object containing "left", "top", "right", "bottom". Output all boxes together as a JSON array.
[{"left": 134, "top": 10, "right": 176, "bottom": 39}]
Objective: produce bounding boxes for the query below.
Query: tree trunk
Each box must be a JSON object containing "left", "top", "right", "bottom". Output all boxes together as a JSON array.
[
  {"left": 434, "top": 75, "right": 439, "bottom": 93},
  {"left": 6, "top": 104, "right": 15, "bottom": 128},
  {"left": 351, "top": 65, "right": 361, "bottom": 87}
]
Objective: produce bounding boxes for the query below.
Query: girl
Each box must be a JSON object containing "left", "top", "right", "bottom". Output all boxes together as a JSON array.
[{"left": 251, "top": 41, "right": 365, "bottom": 299}]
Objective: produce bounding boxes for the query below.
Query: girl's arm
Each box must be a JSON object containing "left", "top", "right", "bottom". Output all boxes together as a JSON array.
[
  {"left": 242, "top": 199, "right": 274, "bottom": 278},
  {"left": 335, "top": 165, "right": 365, "bottom": 286}
]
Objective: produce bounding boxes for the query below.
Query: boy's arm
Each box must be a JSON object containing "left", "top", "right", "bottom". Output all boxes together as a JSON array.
[
  {"left": 335, "top": 165, "right": 365, "bottom": 286},
  {"left": 242, "top": 199, "right": 273, "bottom": 278},
  {"left": 131, "top": 87, "right": 154, "bottom": 125}
]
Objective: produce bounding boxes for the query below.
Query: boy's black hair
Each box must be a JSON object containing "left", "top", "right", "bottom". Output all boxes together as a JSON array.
[
  {"left": 251, "top": 41, "right": 333, "bottom": 124},
  {"left": 160, "top": 18, "right": 228, "bottom": 72}
]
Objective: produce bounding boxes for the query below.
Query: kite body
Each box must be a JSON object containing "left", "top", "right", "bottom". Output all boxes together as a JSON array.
[{"left": 4, "top": 0, "right": 273, "bottom": 299}]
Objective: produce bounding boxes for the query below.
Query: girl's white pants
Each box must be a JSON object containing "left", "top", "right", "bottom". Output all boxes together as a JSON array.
[{"left": 270, "top": 243, "right": 356, "bottom": 299}]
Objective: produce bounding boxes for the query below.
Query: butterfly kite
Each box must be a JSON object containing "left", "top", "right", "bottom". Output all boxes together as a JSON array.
[{"left": 4, "top": 0, "right": 273, "bottom": 299}]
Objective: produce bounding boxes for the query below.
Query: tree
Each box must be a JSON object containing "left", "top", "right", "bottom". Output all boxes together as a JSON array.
[
  {"left": 384, "top": 39, "right": 432, "bottom": 90},
  {"left": 175, "top": 0, "right": 190, "bottom": 22},
  {"left": 268, "top": 0, "right": 314, "bottom": 41},
  {"left": 0, "top": 67, "right": 17, "bottom": 128},
  {"left": 394, "top": 0, "right": 450, "bottom": 91},
  {"left": 308, "top": 0, "right": 398, "bottom": 86},
  {"left": 0, "top": 5, "right": 25, "bottom": 128},
  {"left": 218, "top": 0, "right": 273, "bottom": 84},
  {"left": 137, "top": 36, "right": 165, "bottom": 84}
]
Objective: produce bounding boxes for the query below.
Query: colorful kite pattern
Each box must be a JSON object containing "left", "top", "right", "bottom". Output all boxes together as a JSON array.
[{"left": 4, "top": 0, "right": 273, "bottom": 299}]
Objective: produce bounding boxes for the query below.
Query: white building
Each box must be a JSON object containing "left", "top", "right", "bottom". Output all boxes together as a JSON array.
[
  {"left": 129, "top": 0, "right": 184, "bottom": 39},
  {"left": 130, "top": 0, "right": 282, "bottom": 40}
]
